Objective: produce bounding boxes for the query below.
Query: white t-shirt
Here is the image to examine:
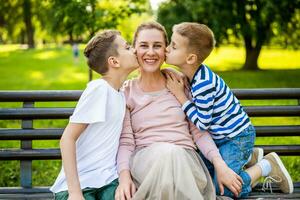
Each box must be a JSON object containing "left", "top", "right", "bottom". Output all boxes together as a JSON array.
[{"left": 50, "top": 79, "right": 126, "bottom": 193}]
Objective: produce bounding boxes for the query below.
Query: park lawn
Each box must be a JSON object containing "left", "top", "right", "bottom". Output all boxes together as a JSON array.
[{"left": 0, "top": 45, "right": 299, "bottom": 186}]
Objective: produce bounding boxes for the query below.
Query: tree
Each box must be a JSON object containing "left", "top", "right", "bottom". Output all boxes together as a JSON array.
[
  {"left": 158, "top": 0, "right": 300, "bottom": 70},
  {"left": 23, "top": 0, "right": 34, "bottom": 48},
  {"left": 49, "top": 0, "right": 147, "bottom": 43},
  {"left": 157, "top": 1, "right": 193, "bottom": 38}
]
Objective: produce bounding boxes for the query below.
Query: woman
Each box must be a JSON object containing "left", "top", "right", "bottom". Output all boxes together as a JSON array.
[{"left": 115, "top": 22, "right": 239, "bottom": 200}]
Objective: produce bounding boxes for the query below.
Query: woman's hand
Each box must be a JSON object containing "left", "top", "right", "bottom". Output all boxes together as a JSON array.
[
  {"left": 115, "top": 170, "right": 136, "bottom": 200},
  {"left": 212, "top": 157, "right": 243, "bottom": 197}
]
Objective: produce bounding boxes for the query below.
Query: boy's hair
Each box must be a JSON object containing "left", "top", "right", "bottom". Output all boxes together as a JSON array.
[
  {"left": 133, "top": 21, "right": 168, "bottom": 47},
  {"left": 84, "top": 30, "right": 121, "bottom": 75},
  {"left": 173, "top": 22, "right": 215, "bottom": 64}
]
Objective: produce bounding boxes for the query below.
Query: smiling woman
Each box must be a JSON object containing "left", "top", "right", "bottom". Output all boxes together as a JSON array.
[{"left": 114, "top": 21, "right": 219, "bottom": 200}]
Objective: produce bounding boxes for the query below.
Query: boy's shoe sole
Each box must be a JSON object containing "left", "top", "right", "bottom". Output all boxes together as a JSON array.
[{"left": 264, "top": 152, "right": 294, "bottom": 194}]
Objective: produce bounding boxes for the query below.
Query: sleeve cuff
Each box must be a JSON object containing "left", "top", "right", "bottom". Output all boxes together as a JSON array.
[
  {"left": 182, "top": 100, "right": 192, "bottom": 113},
  {"left": 117, "top": 163, "right": 130, "bottom": 174}
]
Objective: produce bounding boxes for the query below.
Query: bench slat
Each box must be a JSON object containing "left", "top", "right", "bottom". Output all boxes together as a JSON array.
[
  {"left": 1, "top": 106, "right": 300, "bottom": 119},
  {"left": 1, "top": 89, "right": 299, "bottom": 101},
  {"left": 1, "top": 145, "right": 299, "bottom": 160},
  {"left": 0, "top": 149, "right": 61, "bottom": 160},
  {"left": 255, "top": 126, "right": 300, "bottom": 137},
  {"left": 245, "top": 106, "right": 300, "bottom": 116},
  {"left": 0, "top": 126, "right": 299, "bottom": 140},
  {"left": 0, "top": 129, "right": 63, "bottom": 140},
  {"left": 0, "top": 108, "right": 74, "bottom": 119},
  {"left": 0, "top": 91, "right": 81, "bottom": 102},
  {"left": 233, "top": 88, "right": 300, "bottom": 99},
  {"left": 257, "top": 145, "right": 300, "bottom": 156},
  {"left": 0, "top": 187, "right": 50, "bottom": 194}
]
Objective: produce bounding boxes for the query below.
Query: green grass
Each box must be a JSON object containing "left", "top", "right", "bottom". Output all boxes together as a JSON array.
[{"left": 0, "top": 44, "right": 299, "bottom": 186}]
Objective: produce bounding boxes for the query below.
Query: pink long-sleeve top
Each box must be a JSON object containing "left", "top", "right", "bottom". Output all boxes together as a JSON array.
[{"left": 117, "top": 79, "right": 221, "bottom": 173}]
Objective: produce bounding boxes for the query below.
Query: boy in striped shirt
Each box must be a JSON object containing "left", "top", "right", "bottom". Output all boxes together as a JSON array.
[{"left": 165, "top": 22, "right": 293, "bottom": 198}]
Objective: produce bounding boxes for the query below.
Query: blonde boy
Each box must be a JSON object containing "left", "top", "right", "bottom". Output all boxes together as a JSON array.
[
  {"left": 50, "top": 30, "right": 139, "bottom": 200},
  {"left": 165, "top": 22, "right": 293, "bottom": 198}
]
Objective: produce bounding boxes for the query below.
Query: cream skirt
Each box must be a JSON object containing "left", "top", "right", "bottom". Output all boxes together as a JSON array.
[{"left": 129, "top": 142, "right": 216, "bottom": 200}]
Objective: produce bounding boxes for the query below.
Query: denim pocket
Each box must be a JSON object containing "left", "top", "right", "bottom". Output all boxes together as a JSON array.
[{"left": 231, "top": 126, "right": 255, "bottom": 162}]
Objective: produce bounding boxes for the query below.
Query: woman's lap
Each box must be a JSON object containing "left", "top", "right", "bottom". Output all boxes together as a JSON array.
[{"left": 129, "top": 142, "right": 216, "bottom": 200}]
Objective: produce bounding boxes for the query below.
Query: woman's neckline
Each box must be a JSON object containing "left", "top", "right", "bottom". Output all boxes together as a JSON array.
[{"left": 134, "top": 78, "right": 168, "bottom": 95}]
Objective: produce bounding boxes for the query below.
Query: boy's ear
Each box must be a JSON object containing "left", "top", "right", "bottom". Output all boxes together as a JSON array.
[
  {"left": 107, "top": 56, "right": 120, "bottom": 68},
  {"left": 186, "top": 53, "right": 197, "bottom": 65}
]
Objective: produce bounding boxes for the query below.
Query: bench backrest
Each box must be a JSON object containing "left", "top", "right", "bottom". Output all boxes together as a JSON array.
[{"left": 0, "top": 89, "right": 299, "bottom": 193}]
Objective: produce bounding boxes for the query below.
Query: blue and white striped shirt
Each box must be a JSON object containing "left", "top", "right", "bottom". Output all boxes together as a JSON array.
[{"left": 182, "top": 64, "right": 251, "bottom": 139}]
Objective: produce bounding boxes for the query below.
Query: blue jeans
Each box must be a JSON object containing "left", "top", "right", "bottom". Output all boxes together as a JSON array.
[{"left": 199, "top": 125, "right": 256, "bottom": 198}]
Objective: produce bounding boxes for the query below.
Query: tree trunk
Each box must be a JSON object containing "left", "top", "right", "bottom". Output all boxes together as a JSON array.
[
  {"left": 89, "top": 69, "right": 93, "bottom": 82},
  {"left": 68, "top": 31, "right": 73, "bottom": 44},
  {"left": 89, "top": 0, "right": 96, "bottom": 39},
  {"left": 23, "top": 0, "right": 35, "bottom": 48},
  {"left": 243, "top": 36, "right": 262, "bottom": 70},
  {"left": 243, "top": 47, "right": 261, "bottom": 70}
]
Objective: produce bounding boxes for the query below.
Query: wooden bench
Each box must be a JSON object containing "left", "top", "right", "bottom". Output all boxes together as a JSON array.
[{"left": 0, "top": 89, "right": 299, "bottom": 199}]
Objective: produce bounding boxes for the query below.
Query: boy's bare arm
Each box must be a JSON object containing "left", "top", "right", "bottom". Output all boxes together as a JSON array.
[
  {"left": 165, "top": 71, "right": 189, "bottom": 104},
  {"left": 60, "top": 123, "right": 88, "bottom": 199}
]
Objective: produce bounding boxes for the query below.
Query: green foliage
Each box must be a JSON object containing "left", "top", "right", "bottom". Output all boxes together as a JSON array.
[
  {"left": 0, "top": 0, "right": 149, "bottom": 45},
  {"left": 157, "top": 0, "right": 300, "bottom": 69},
  {"left": 157, "top": 1, "right": 193, "bottom": 39},
  {"left": 0, "top": 0, "right": 24, "bottom": 43}
]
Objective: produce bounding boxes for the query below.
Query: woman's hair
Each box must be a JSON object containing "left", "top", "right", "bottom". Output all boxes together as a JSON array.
[
  {"left": 133, "top": 21, "right": 168, "bottom": 47},
  {"left": 84, "top": 30, "right": 120, "bottom": 75}
]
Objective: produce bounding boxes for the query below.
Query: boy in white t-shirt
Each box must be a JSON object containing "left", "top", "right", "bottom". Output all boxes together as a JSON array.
[{"left": 50, "top": 30, "right": 139, "bottom": 200}]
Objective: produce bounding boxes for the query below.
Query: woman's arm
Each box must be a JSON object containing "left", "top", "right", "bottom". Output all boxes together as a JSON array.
[
  {"left": 117, "top": 107, "right": 136, "bottom": 173},
  {"left": 60, "top": 123, "right": 88, "bottom": 200},
  {"left": 116, "top": 107, "right": 136, "bottom": 200},
  {"left": 190, "top": 125, "right": 243, "bottom": 197}
]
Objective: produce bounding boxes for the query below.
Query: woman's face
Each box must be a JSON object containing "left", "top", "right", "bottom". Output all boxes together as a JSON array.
[{"left": 135, "top": 29, "right": 166, "bottom": 73}]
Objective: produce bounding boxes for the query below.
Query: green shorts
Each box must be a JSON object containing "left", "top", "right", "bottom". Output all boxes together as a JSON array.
[{"left": 54, "top": 179, "right": 118, "bottom": 200}]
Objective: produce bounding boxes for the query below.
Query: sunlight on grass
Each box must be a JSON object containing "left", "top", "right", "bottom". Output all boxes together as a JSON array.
[
  {"left": 33, "top": 50, "right": 61, "bottom": 60},
  {"left": 259, "top": 48, "right": 300, "bottom": 70},
  {"left": 0, "top": 44, "right": 20, "bottom": 53},
  {"left": 206, "top": 46, "right": 245, "bottom": 71},
  {"left": 30, "top": 71, "right": 45, "bottom": 80},
  {"left": 57, "top": 67, "right": 88, "bottom": 84},
  {"left": 205, "top": 46, "right": 300, "bottom": 71}
]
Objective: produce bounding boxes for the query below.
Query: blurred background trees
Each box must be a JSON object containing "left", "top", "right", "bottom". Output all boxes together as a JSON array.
[
  {"left": 0, "top": 0, "right": 299, "bottom": 70},
  {"left": 158, "top": 0, "right": 300, "bottom": 70},
  {"left": 0, "top": 0, "right": 149, "bottom": 47}
]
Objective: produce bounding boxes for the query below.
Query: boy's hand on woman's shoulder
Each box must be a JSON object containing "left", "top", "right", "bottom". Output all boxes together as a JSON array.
[{"left": 165, "top": 71, "right": 189, "bottom": 105}]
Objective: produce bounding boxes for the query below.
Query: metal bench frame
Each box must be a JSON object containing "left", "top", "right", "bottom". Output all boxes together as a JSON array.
[{"left": 0, "top": 89, "right": 299, "bottom": 199}]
